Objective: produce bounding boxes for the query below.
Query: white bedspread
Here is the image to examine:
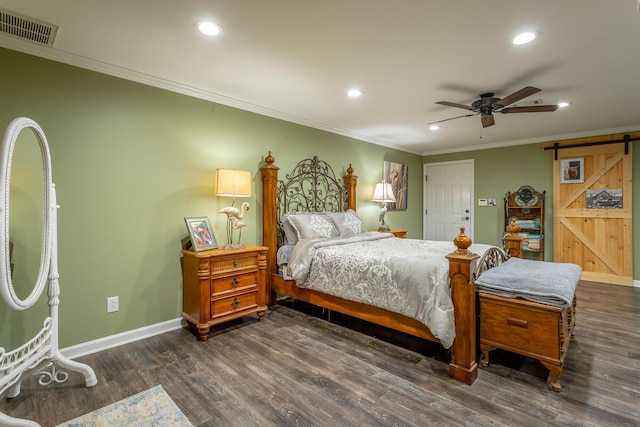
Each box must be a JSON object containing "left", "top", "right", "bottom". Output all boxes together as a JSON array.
[{"left": 286, "top": 232, "right": 494, "bottom": 348}]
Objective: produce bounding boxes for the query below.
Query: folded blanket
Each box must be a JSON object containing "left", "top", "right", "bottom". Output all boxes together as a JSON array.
[{"left": 476, "top": 257, "right": 581, "bottom": 308}]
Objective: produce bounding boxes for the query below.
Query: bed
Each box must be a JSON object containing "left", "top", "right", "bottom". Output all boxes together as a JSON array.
[{"left": 260, "top": 152, "right": 519, "bottom": 385}]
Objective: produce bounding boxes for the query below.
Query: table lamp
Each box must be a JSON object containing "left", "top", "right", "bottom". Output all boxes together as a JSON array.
[
  {"left": 215, "top": 169, "right": 252, "bottom": 249},
  {"left": 371, "top": 181, "right": 396, "bottom": 231}
]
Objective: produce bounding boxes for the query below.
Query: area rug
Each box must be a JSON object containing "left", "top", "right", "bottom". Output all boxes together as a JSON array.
[{"left": 56, "top": 385, "right": 192, "bottom": 427}]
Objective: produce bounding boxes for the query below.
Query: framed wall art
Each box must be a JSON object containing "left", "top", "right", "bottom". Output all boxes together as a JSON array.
[
  {"left": 586, "top": 189, "right": 623, "bottom": 209},
  {"left": 383, "top": 160, "right": 408, "bottom": 210},
  {"left": 184, "top": 216, "right": 217, "bottom": 251},
  {"left": 560, "top": 157, "right": 584, "bottom": 184}
]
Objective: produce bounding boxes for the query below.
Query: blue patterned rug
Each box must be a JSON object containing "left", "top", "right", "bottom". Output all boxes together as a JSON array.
[{"left": 57, "top": 385, "right": 192, "bottom": 427}]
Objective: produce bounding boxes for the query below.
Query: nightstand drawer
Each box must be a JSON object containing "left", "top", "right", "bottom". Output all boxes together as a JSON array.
[
  {"left": 480, "top": 294, "right": 561, "bottom": 359},
  {"left": 211, "top": 254, "right": 258, "bottom": 274},
  {"left": 211, "top": 272, "right": 258, "bottom": 295},
  {"left": 211, "top": 291, "right": 258, "bottom": 318}
]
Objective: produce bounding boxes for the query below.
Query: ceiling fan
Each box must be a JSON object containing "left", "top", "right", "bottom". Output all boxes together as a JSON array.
[{"left": 429, "top": 86, "right": 559, "bottom": 128}]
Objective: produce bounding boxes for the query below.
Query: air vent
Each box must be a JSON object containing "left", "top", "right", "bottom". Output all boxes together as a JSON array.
[{"left": 0, "top": 8, "right": 58, "bottom": 47}]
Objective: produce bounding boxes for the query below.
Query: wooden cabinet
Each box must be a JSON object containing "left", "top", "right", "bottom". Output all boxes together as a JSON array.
[
  {"left": 504, "top": 186, "right": 545, "bottom": 260},
  {"left": 182, "top": 245, "right": 268, "bottom": 340}
]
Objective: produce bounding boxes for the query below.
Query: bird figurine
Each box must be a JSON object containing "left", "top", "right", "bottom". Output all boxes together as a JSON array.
[
  {"left": 219, "top": 202, "right": 250, "bottom": 248},
  {"left": 378, "top": 202, "right": 390, "bottom": 231},
  {"left": 230, "top": 218, "right": 247, "bottom": 246}
]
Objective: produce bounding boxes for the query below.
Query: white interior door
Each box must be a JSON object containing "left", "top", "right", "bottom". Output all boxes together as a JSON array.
[{"left": 423, "top": 160, "right": 474, "bottom": 241}]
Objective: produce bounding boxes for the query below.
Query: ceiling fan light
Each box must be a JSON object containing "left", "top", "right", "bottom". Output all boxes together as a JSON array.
[
  {"left": 429, "top": 125, "right": 440, "bottom": 131},
  {"left": 347, "top": 89, "right": 362, "bottom": 98},
  {"left": 558, "top": 102, "right": 570, "bottom": 108},
  {"left": 513, "top": 32, "right": 536, "bottom": 45}
]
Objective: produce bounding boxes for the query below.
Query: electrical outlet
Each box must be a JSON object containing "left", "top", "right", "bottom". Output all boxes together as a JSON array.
[{"left": 107, "top": 296, "right": 119, "bottom": 313}]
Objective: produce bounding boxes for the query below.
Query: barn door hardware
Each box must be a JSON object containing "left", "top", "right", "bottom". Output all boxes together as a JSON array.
[{"left": 545, "top": 134, "right": 638, "bottom": 160}]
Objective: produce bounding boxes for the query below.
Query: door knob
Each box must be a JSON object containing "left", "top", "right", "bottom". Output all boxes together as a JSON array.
[{"left": 461, "top": 216, "right": 470, "bottom": 221}]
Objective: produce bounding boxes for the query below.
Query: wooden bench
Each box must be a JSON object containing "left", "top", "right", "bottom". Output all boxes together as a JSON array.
[{"left": 479, "top": 293, "right": 576, "bottom": 392}]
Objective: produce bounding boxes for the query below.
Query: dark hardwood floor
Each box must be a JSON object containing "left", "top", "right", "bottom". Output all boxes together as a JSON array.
[{"left": 2, "top": 281, "right": 639, "bottom": 426}]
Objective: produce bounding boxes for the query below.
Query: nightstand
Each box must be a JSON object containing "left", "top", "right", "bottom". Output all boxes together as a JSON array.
[
  {"left": 181, "top": 245, "right": 268, "bottom": 340},
  {"left": 373, "top": 229, "right": 407, "bottom": 238}
]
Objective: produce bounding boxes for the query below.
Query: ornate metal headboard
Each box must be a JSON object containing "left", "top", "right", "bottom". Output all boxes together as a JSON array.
[
  {"left": 261, "top": 151, "right": 358, "bottom": 280},
  {"left": 276, "top": 156, "right": 349, "bottom": 246}
]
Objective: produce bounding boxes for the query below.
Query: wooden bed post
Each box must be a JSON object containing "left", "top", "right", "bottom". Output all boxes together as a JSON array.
[
  {"left": 503, "top": 219, "right": 524, "bottom": 259},
  {"left": 342, "top": 164, "right": 357, "bottom": 210},
  {"left": 260, "top": 151, "right": 279, "bottom": 305},
  {"left": 445, "top": 227, "right": 480, "bottom": 385}
]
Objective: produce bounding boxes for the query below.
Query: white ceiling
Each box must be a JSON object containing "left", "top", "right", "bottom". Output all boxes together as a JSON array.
[{"left": 2, "top": 1, "right": 640, "bottom": 155}]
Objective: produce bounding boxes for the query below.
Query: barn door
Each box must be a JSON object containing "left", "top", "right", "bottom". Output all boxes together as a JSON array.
[{"left": 549, "top": 133, "right": 635, "bottom": 286}]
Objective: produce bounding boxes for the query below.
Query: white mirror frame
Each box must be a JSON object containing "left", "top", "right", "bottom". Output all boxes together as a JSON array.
[
  {"left": 0, "top": 117, "right": 96, "bottom": 427},
  {"left": 0, "top": 117, "right": 53, "bottom": 310}
]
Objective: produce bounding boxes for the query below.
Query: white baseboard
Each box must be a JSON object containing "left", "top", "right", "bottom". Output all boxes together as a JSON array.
[
  {"left": 634, "top": 279, "right": 640, "bottom": 288},
  {"left": 60, "top": 317, "right": 184, "bottom": 360}
]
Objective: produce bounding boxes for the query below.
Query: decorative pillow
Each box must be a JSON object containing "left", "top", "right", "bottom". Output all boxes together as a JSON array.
[
  {"left": 281, "top": 211, "right": 322, "bottom": 244},
  {"left": 281, "top": 214, "right": 300, "bottom": 245},
  {"left": 328, "top": 209, "right": 367, "bottom": 237},
  {"left": 287, "top": 213, "right": 339, "bottom": 240}
]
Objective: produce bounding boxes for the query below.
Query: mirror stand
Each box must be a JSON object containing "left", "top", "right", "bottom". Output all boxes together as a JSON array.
[{"left": 0, "top": 118, "right": 97, "bottom": 427}]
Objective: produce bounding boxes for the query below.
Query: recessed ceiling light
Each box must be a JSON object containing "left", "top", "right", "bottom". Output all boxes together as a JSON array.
[
  {"left": 558, "top": 102, "right": 570, "bottom": 108},
  {"left": 429, "top": 125, "right": 440, "bottom": 131},
  {"left": 513, "top": 32, "right": 536, "bottom": 45},
  {"left": 347, "top": 89, "right": 362, "bottom": 98},
  {"left": 197, "top": 21, "right": 223, "bottom": 37}
]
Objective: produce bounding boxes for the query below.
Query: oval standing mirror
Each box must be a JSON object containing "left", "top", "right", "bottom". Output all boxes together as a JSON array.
[
  {"left": 0, "top": 118, "right": 96, "bottom": 427},
  {"left": 0, "top": 118, "right": 52, "bottom": 310}
]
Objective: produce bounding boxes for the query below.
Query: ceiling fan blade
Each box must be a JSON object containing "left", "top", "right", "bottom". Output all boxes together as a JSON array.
[
  {"left": 481, "top": 114, "right": 495, "bottom": 128},
  {"left": 427, "top": 113, "right": 478, "bottom": 125},
  {"left": 435, "top": 101, "right": 475, "bottom": 111},
  {"left": 493, "top": 86, "right": 541, "bottom": 108},
  {"left": 500, "top": 105, "right": 559, "bottom": 114}
]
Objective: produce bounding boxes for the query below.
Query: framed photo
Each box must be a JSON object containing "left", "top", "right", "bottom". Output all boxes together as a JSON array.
[
  {"left": 560, "top": 158, "right": 584, "bottom": 184},
  {"left": 586, "top": 188, "right": 623, "bottom": 209},
  {"left": 184, "top": 216, "right": 217, "bottom": 251},
  {"left": 383, "top": 161, "right": 408, "bottom": 210}
]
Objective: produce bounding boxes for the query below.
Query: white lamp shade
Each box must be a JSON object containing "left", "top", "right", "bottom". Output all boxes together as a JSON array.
[
  {"left": 215, "top": 169, "right": 252, "bottom": 197},
  {"left": 371, "top": 182, "right": 396, "bottom": 203}
]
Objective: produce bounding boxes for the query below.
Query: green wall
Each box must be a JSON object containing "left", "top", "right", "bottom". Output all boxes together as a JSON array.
[
  {"left": 424, "top": 144, "right": 554, "bottom": 257},
  {"left": 0, "top": 47, "right": 422, "bottom": 349},
  {"left": 424, "top": 140, "right": 640, "bottom": 279}
]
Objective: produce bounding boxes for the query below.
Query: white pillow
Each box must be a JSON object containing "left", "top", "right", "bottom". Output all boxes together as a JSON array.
[
  {"left": 287, "top": 213, "right": 339, "bottom": 240},
  {"left": 328, "top": 209, "right": 367, "bottom": 237},
  {"left": 281, "top": 213, "right": 300, "bottom": 244}
]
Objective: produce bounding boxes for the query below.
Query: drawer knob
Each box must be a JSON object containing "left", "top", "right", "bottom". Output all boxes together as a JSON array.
[
  {"left": 507, "top": 317, "right": 528, "bottom": 328},
  {"left": 231, "top": 298, "right": 240, "bottom": 308},
  {"left": 231, "top": 277, "right": 240, "bottom": 287},
  {"left": 233, "top": 261, "right": 239, "bottom": 267}
]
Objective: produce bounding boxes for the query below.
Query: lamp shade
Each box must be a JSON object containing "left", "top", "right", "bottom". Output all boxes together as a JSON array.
[
  {"left": 371, "top": 182, "right": 396, "bottom": 203},
  {"left": 215, "top": 169, "right": 252, "bottom": 197}
]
